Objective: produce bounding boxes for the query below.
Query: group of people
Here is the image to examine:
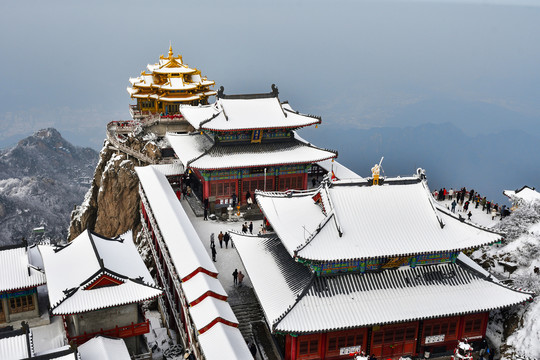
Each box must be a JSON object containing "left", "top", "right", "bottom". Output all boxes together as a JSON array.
[
  {"left": 232, "top": 268, "right": 245, "bottom": 287},
  {"left": 210, "top": 231, "right": 234, "bottom": 262},
  {"left": 242, "top": 221, "right": 254, "bottom": 234},
  {"left": 434, "top": 187, "right": 510, "bottom": 221}
]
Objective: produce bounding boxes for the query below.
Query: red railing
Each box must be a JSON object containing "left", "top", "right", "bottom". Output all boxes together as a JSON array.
[{"left": 67, "top": 319, "right": 150, "bottom": 345}]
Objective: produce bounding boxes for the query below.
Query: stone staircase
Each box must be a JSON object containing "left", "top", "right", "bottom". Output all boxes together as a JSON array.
[{"left": 230, "top": 300, "right": 266, "bottom": 339}]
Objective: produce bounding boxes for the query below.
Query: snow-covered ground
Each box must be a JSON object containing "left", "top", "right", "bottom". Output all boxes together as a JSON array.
[{"left": 179, "top": 199, "right": 259, "bottom": 292}]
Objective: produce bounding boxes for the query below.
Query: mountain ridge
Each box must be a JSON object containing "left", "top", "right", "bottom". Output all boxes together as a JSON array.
[{"left": 0, "top": 128, "right": 98, "bottom": 245}]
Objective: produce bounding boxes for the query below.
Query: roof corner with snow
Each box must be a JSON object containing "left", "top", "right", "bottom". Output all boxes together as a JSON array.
[
  {"left": 256, "top": 174, "right": 504, "bottom": 262},
  {"left": 39, "top": 229, "right": 162, "bottom": 315}
]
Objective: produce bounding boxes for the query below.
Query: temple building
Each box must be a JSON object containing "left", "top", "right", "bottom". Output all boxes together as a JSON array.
[
  {"left": 0, "top": 242, "right": 45, "bottom": 326},
  {"left": 167, "top": 85, "right": 338, "bottom": 205},
  {"left": 232, "top": 169, "right": 534, "bottom": 360},
  {"left": 38, "top": 230, "right": 163, "bottom": 351},
  {"left": 127, "top": 46, "right": 216, "bottom": 118}
]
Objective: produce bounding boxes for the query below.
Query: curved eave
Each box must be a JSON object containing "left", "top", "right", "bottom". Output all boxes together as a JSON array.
[
  {"left": 51, "top": 292, "right": 162, "bottom": 316},
  {"left": 201, "top": 120, "right": 321, "bottom": 133},
  {"left": 274, "top": 296, "right": 533, "bottom": 334},
  {"left": 0, "top": 280, "right": 47, "bottom": 293},
  {"left": 190, "top": 153, "right": 337, "bottom": 171},
  {"left": 158, "top": 95, "right": 204, "bottom": 102},
  {"left": 295, "top": 236, "right": 503, "bottom": 263},
  {"left": 151, "top": 67, "right": 197, "bottom": 75}
]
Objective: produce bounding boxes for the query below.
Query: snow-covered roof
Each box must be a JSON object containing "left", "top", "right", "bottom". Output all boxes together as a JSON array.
[
  {"left": 181, "top": 272, "right": 227, "bottom": 306},
  {"left": 148, "top": 64, "right": 196, "bottom": 74},
  {"left": 230, "top": 234, "right": 312, "bottom": 328},
  {"left": 167, "top": 132, "right": 336, "bottom": 170},
  {"left": 504, "top": 186, "right": 540, "bottom": 203},
  {"left": 180, "top": 97, "right": 320, "bottom": 131},
  {"left": 0, "top": 245, "right": 46, "bottom": 292},
  {"left": 0, "top": 328, "right": 34, "bottom": 360},
  {"left": 233, "top": 234, "right": 533, "bottom": 333},
  {"left": 34, "top": 346, "right": 79, "bottom": 360},
  {"left": 135, "top": 166, "right": 218, "bottom": 280},
  {"left": 151, "top": 162, "right": 184, "bottom": 177},
  {"left": 316, "top": 159, "right": 363, "bottom": 180},
  {"left": 256, "top": 177, "right": 503, "bottom": 261},
  {"left": 165, "top": 133, "right": 214, "bottom": 168},
  {"left": 78, "top": 336, "right": 131, "bottom": 360},
  {"left": 189, "top": 296, "right": 238, "bottom": 334},
  {"left": 39, "top": 230, "right": 162, "bottom": 315},
  {"left": 197, "top": 323, "right": 254, "bottom": 360}
]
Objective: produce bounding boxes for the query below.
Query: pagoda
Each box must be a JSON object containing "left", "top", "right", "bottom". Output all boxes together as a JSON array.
[
  {"left": 166, "top": 85, "right": 338, "bottom": 205},
  {"left": 231, "top": 169, "right": 533, "bottom": 360},
  {"left": 127, "top": 46, "right": 216, "bottom": 118}
]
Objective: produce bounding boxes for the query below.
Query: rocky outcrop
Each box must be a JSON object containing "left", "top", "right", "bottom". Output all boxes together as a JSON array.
[{"left": 68, "top": 141, "right": 142, "bottom": 241}]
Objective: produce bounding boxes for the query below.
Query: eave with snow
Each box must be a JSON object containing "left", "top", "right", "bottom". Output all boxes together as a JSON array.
[
  {"left": 38, "top": 230, "right": 162, "bottom": 345},
  {"left": 256, "top": 175, "right": 504, "bottom": 267},
  {"left": 179, "top": 86, "right": 321, "bottom": 132}
]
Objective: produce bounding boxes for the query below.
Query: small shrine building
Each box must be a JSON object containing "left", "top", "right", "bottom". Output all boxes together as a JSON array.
[
  {"left": 0, "top": 242, "right": 45, "bottom": 326},
  {"left": 167, "top": 85, "right": 338, "bottom": 205},
  {"left": 38, "top": 230, "right": 163, "bottom": 350},
  {"left": 127, "top": 46, "right": 216, "bottom": 118},
  {"left": 232, "top": 170, "right": 533, "bottom": 360}
]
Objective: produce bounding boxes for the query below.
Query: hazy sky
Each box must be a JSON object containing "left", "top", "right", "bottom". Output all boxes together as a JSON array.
[{"left": 1, "top": 0, "right": 539, "bottom": 150}]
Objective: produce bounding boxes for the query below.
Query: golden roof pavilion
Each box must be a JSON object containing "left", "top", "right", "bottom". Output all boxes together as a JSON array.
[{"left": 127, "top": 46, "right": 216, "bottom": 117}]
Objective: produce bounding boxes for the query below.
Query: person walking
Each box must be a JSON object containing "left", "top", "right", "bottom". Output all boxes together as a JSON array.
[
  {"left": 232, "top": 268, "right": 238, "bottom": 286},
  {"left": 467, "top": 211, "right": 472, "bottom": 220},
  {"left": 224, "top": 232, "right": 230, "bottom": 249},
  {"left": 249, "top": 222, "right": 253, "bottom": 234},
  {"left": 242, "top": 222, "right": 247, "bottom": 233},
  {"left": 210, "top": 233, "right": 215, "bottom": 249},
  {"left": 211, "top": 244, "right": 217, "bottom": 262},
  {"left": 218, "top": 231, "right": 224, "bottom": 248},
  {"left": 203, "top": 206, "right": 208, "bottom": 221},
  {"left": 247, "top": 196, "right": 253, "bottom": 210},
  {"left": 238, "top": 270, "right": 245, "bottom": 287},
  {"left": 451, "top": 200, "right": 457, "bottom": 213}
]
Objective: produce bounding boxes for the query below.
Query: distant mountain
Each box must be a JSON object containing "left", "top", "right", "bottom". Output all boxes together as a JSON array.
[
  {"left": 299, "top": 122, "right": 540, "bottom": 204},
  {"left": 0, "top": 128, "right": 98, "bottom": 245}
]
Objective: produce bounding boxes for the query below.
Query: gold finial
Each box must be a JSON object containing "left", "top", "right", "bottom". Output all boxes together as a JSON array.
[{"left": 168, "top": 43, "right": 173, "bottom": 59}]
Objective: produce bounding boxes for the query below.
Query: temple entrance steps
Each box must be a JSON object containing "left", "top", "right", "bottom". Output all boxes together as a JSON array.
[
  {"left": 228, "top": 286, "right": 265, "bottom": 338},
  {"left": 230, "top": 300, "right": 265, "bottom": 339},
  {"left": 229, "top": 286, "right": 282, "bottom": 360}
]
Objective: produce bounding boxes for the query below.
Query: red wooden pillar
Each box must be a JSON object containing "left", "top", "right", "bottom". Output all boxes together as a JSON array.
[
  {"left": 203, "top": 179, "right": 210, "bottom": 199},
  {"left": 319, "top": 332, "right": 327, "bottom": 360},
  {"left": 291, "top": 336, "right": 298, "bottom": 360},
  {"left": 302, "top": 172, "right": 308, "bottom": 190},
  {"left": 457, "top": 315, "right": 465, "bottom": 340}
]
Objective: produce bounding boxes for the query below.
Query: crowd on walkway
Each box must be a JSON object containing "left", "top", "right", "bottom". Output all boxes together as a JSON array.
[{"left": 433, "top": 187, "right": 511, "bottom": 221}]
